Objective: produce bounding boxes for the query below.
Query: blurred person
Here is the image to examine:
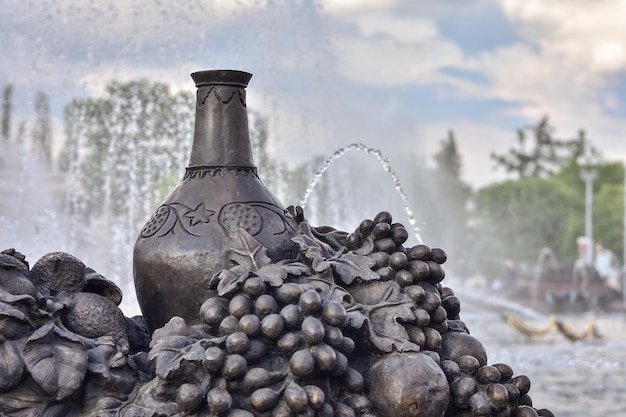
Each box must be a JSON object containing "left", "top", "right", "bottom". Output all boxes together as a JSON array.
[{"left": 595, "top": 243, "right": 621, "bottom": 294}]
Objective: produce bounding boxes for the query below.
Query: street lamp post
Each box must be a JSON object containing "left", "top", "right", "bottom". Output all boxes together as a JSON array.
[
  {"left": 623, "top": 163, "right": 626, "bottom": 318},
  {"left": 580, "top": 168, "right": 597, "bottom": 265}
]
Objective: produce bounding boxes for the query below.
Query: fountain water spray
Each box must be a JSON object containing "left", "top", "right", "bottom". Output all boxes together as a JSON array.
[
  {"left": 299, "top": 142, "right": 422, "bottom": 243},
  {"left": 0, "top": 70, "right": 560, "bottom": 417}
]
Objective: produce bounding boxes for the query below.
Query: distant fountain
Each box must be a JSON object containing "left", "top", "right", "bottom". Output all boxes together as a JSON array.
[{"left": 300, "top": 143, "right": 423, "bottom": 244}]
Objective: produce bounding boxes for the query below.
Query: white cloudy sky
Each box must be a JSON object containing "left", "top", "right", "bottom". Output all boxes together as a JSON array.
[{"left": 2, "top": 0, "right": 626, "bottom": 187}]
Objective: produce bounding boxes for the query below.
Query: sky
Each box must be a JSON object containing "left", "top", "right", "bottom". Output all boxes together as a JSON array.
[{"left": 2, "top": 0, "right": 626, "bottom": 188}]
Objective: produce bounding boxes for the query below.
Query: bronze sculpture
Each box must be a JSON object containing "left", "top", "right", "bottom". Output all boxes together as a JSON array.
[{"left": 0, "top": 70, "right": 554, "bottom": 417}]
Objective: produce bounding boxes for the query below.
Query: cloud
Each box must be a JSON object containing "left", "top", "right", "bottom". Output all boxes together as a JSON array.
[
  {"left": 491, "top": 0, "right": 626, "bottom": 117},
  {"left": 333, "top": 37, "right": 463, "bottom": 86},
  {"left": 441, "top": 0, "right": 626, "bottom": 165},
  {"left": 327, "top": 11, "right": 463, "bottom": 86},
  {"left": 319, "top": 0, "right": 401, "bottom": 14},
  {"left": 321, "top": 0, "right": 626, "bottom": 156},
  {"left": 467, "top": 42, "right": 603, "bottom": 118},
  {"left": 350, "top": 14, "right": 439, "bottom": 44},
  {"left": 502, "top": 0, "right": 626, "bottom": 73}
]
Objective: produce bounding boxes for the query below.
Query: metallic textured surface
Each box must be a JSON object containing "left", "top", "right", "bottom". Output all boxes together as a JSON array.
[{"left": 133, "top": 70, "right": 298, "bottom": 333}]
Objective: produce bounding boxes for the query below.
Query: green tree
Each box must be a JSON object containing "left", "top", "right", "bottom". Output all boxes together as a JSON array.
[
  {"left": 433, "top": 130, "right": 462, "bottom": 179},
  {"left": 1, "top": 84, "right": 12, "bottom": 141},
  {"left": 473, "top": 177, "right": 580, "bottom": 276},
  {"left": 553, "top": 160, "right": 625, "bottom": 262},
  {"left": 61, "top": 79, "right": 195, "bottom": 229},
  {"left": 14, "top": 120, "right": 26, "bottom": 145},
  {"left": 594, "top": 182, "right": 624, "bottom": 262},
  {"left": 423, "top": 132, "right": 471, "bottom": 271},
  {"left": 491, "top": 116, "right": 597, "bottom": 178},
  {"left": 249, "top": 112, "right": 289, "bottom": 202},
  {"left": 248, "top": 111, "right": 316, "bottom": 209},
  {"left": 32, "top": 91, "right": 52, "bottom": 164}
]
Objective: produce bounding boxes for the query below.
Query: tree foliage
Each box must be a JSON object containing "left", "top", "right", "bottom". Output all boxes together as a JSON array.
[
  {"left": 59, "top": 81, "right": 312, "bottom": 236},
  {"left": 60, "top": 79, "right": 195, "bottom": 229},
  {"left": 433, "top": 130, "right": 462, "bottom": 179},
  {"left": 552, "top": 160, "right": 625, "bottom": 261},
  {"left": 473, "top": 176, "right": 581, "bottom": 275},
  {"left": 248, "top": 111, "right": 316, "bottom": 210},
  {"left": 491, "top": 116, "right": 598, "bottom": 178},
  {"left": 32, "top": 91, "right": 52, "bottom": 165},
  {"left": 475, "top": 114, "right": 625, "bottom": 274},
  {"left": 1, "top": 84, "right": 12, "bottom": 141},
  {"left": 420, "top": 133, "right": 471, "bottom": 270}
]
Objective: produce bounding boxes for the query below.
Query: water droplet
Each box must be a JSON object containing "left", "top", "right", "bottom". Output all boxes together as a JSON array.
[{"left": 299, "top": 143, "right": 422, "bottom": 243}]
